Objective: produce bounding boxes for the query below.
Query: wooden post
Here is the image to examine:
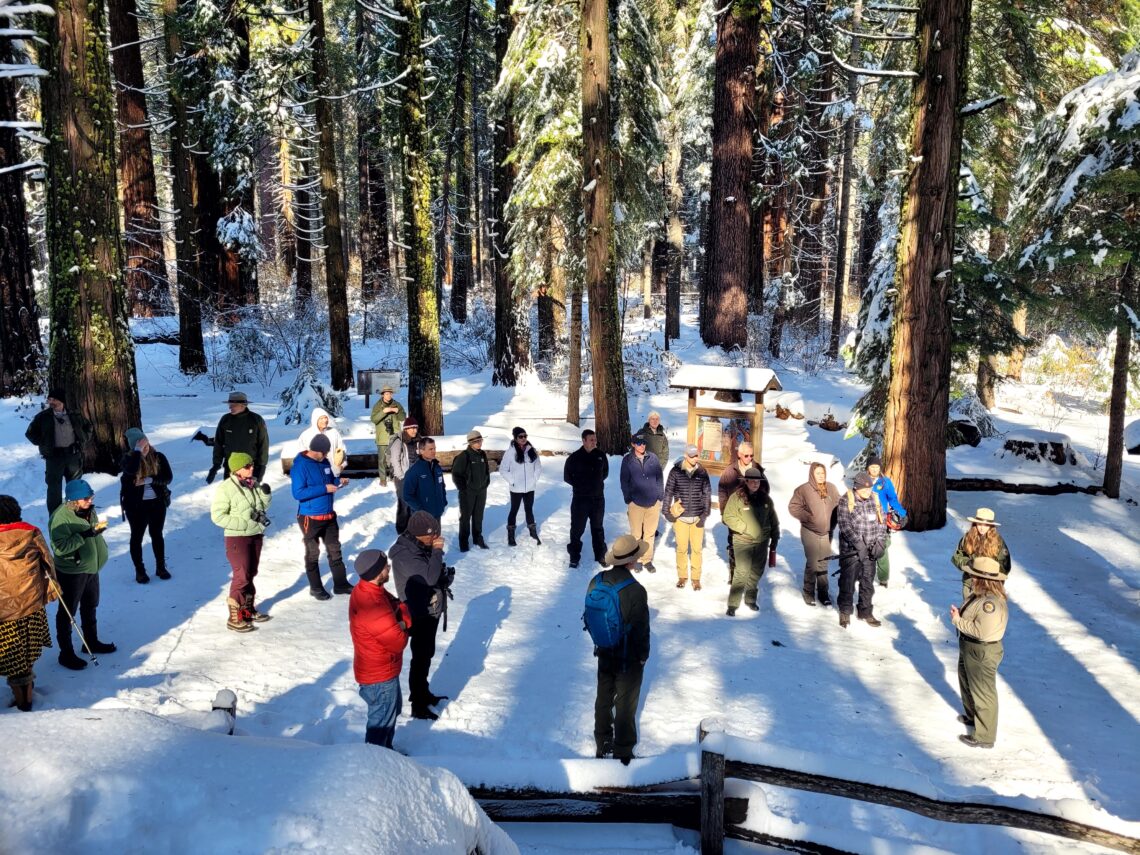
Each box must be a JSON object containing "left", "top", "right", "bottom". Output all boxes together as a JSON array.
[
  {"left": 700, "top": 749, "right": 726, "bottom": 855},
  {"left": 687, "top": 388, "right": 698, "bottom": 449},
  {"left": 753, "top": 392, "right": 764, "bottom": 463}
]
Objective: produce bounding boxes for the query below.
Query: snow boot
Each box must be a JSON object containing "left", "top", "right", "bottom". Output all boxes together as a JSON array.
[
  {"left": 155, "top": 565, "right": 172, "bottom": 580},
  {"left": 227, "top": 597, "right": 256, "bottom": 632},
  {"left": 474, "top": 537, "right": 488, "bottom": 549},
  {"left": 528, "top": 524, "right": 541, "bottom": 545},
  {"left": 860, "top": 613, "right": 882, "bottom": 627},
  {"left": 134, "top": 566, "right": 150, "bottom": 584},
  {"left": 839, "top": 613, "right": 850, "bottom": 628},
  {"left": 507, "top": 526, "right": 517, "bottom": 547},
  {"left": 58, "top": 647, "right": 88, "bottom": 670},
  {"left": 243, "top": 594, "right": 271, "bottom": 623},
  {"left": 459, "top": 538, "right": 469, "bottom": 553},
  {"left": 411, "top": 705, "right": 439, "bottom": 721},
  {"left": 83, "top": 621, "right": 116, "bottom": 654},
  {"left": 310, "top": 587, "right": 332, "bottom": 601}
]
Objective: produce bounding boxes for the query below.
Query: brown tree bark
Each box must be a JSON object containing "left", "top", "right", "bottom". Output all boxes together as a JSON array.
[
  {"left": 537, "top": 217, "right": 567, "bottom": 363},
  {"left": 444, "top": 0, "right": 474, "bottom": 322},
  {"left": 882, "top": 0, "right": 973, "bottom": 531},
  {"left": 109, "top": 0, "right": 170, "bottom": 317},
  {"left": 1006, "top": 304, "right": 1028, "bottom": 380},
  {"left": 309, "top": 0, "right": 353, "bottom": 390},
  {"left": 0, "top": 40, "right": 43, "bottom": 394},
  {"left": 41, "top": 0, "right": 142, "bottom": 471},
  {"left": 582, "top": 0, "right": 631, "bottom": 453},
  {"left": 701, "top": 0, "right": 763, "bottom": 351},
  {"left": 1102, "top": 258, "right": 1136, "bottom": 500},
  {"left": 293, "top": 152, "right": 314, "bottom": 308}
]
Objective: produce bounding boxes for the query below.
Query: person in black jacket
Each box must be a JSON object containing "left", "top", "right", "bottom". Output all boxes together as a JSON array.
[
  {"left": 25, "top": 388, "right": 92, "bottom": 514},
  {"left": 119, "top": 428, "right": 174, "bottom": 584},
  {"left": 389, "top": 510, "right": 454, "bottom": 720},
  {"left": 564, "top": 430, "right": 609, "bottom": 568},
  {"left": 663, "top": 445, "right": 711, "bottom": 590}
]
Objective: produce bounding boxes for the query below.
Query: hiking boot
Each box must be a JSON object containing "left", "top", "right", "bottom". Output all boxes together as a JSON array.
[
  {"left": 957, "top": 714, "right": 975, "bottom": 727},
  {"left": 595, "top": 739, "right": 613, "bottom": 759},
  {"left": 726, "top": 607, "right": 736, "bottom": 617},
  {"left": 528, "top": 524, "right": 541, "bottom": 545},
  {"left": 676, "top": 578, "right": 687, "bottom": 588},
  {"left": 958, "top": 735, "right": 993, "bottom": 749},
  {"left": 692, "top": 580, "right": 702, "bottom": 591},
  {"left": 459, "top": 540, "right": 469, "bottom": 553},
  {"left": 243, "top": 595, "right": 271, "bottom": 623},
  {"left": 59, "top": 649, "right": 88, "bottom": 670},
  {"left": 310, "top": 587, "right": 332, "bottom": 601},
  {"left": 802, "top": 592, "right": 816, "bottom": 606},
  {"left": 878, "top": 580, "right": 888, "bottom": 589},
  {"left": 135, "top": 567, "right": 150, "bottom": 584},
  {"left": 860, "top": 614, "right": 882, "bottom": 627},
  {"left": 13, "top": 682, "right": 33, "bottom": 712},
  {"left": 411, "top": 706, "right": 438, "bottom": 721},
  {"left": 427, "top": 692, "right": 449, "bottom": 705},
  {"left": 818, "top": 596, "right": 833, "bottom": 607},
  {"left": 155, "top": 565, "right": 172, "bottom": 580},
  {"left": 645, "top": 562, "right": 656, "bottom": 573},
  {"left": 227, "top": 597, "right": 256, "bottom": 632},
  {"left": 839, "top": 613, "right": 850, "bottom": 629},
  {"left": 507, "top": 526, "right": 517, "bottom": 547},
  {"left": 569, "top": 558, "right": 580, "bottom": 569},
  {"left": 474, "top": 537, "right": 489, "bottom": 549},
  {"left": 333, "top": 582, "right": 354, "bottom": 595},
  {"left": 619, "top": 756, "right": 633, "bottom": 766},
  {"left": 745, "top": 602, "right": 759, "bottom": 612},
  {"left": 87, "top": 639, "right": 117, "bottom": 654}
]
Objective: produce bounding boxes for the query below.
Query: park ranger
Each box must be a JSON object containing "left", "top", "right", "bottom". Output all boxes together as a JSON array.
[{"left": 950, "top": 556, "right": 1009, "bottom": 748}]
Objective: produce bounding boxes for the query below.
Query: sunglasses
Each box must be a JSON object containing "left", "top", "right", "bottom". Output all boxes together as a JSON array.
[{"left": 516, "top": 434, "right": 528, "bottom": 439}]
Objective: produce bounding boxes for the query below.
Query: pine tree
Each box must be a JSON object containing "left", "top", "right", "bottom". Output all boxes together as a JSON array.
[{"left": 40, "top": 0, "right": 142, "bottom": 470}]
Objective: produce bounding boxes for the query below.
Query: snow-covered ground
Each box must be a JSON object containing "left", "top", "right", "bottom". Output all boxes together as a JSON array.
[{"left": 1, "top": 317, "right": 1137, "bottom": 853}]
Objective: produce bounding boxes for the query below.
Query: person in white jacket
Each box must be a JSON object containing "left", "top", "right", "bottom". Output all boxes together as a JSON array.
[
  {"left": 500, "top": 426, "right": 542, "bottom": 546},
  {"left": 297, "top": 408, "right": 347, "bottom": 477}
]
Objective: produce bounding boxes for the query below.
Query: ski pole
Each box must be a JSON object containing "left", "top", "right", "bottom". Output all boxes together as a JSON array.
[{"left": 46, "top": 574, "right": 99, "bottom": 667}]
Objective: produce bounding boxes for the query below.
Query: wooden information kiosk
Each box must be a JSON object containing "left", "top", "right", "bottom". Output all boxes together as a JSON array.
[{"left": 668, "top": 364, "right": 783, "bottom": 476}]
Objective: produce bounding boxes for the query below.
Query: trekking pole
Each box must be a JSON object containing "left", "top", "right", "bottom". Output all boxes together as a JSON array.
[{"left": 45, "top": 574, "right": 99, "bottom": 666}]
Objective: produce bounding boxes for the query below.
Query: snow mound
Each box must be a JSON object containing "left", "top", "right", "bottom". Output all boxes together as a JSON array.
[
  {"left": 1126, "top": 419, "right": 1140, "bottom": 454},
  {"left": 0, "top": 708, "right": 518, "bottom": 855}
]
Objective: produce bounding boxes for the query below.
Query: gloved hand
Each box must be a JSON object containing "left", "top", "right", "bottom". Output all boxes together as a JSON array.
[
  {"left": 206, "top": 466, "right": 218, "bottom": 484},
  {"left": 80, "top": 527, "right": 99, "bottom": 538},
  {"left": 260, "top": 483, "right": 272, "bottom": 495},
  {"left": 869, "top": 539, "right": 886, "bottom": 561}
]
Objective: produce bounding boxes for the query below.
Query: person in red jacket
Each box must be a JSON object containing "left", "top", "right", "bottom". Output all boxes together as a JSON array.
[{"left": 349, "top": 549, "right": 411, "bottom": 749}]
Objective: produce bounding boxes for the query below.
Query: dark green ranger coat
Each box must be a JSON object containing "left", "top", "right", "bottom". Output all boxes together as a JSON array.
[
  {"left": 212, "top": 409, "right": 270, "bottom": 479},
  {"left": 452, "top": 446, "right": 489, "bottom": 546},
  {"left": 370, "top": 398, "right": 407, "bottom": 449}
]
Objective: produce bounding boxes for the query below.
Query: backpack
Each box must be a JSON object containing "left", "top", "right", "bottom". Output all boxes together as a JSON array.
[{"left": 583, "top": 573, "right": 635, "bottom": 652}]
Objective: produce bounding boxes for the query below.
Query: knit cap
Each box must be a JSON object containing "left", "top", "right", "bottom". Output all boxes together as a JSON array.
[
  {"left": 406, "top": 511, "right": 440, "bottom": 538},
  {"left": 355, "top": 549, "right": 389, "bottom": 582},
  {"left": 309, "top": 433, "right": 332, "bottom": 454},
  {"left": 65, "top": 479, "right": 94, "bottom": 501},
  {"left": 229, "top": 452, "right": 254, "bottom": 472}
]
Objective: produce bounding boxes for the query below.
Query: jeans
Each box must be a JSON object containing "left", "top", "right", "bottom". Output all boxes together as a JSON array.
[{"left": 359, "top": 677, "right": 402, "bottom": 748}]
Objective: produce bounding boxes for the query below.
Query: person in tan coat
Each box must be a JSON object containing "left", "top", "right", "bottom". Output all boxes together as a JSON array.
[
  {"left": 951, "top": 556, "right": 1009, "bottom": 748},
  {"left": 0, "top": 495, "right": 57, "bottom": 711}
]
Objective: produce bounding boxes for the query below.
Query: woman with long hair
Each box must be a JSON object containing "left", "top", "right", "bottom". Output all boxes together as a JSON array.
[
  {"left": 951, "top": 508, "right": 1010, "bottom": 598},
  {"left": 0, "top": 495, "right": 56, "bottom": 710},
  {"left": 499, "top": 426, "right": 542, "bottom": 546},
  {"left": 951, "top": 556, "right": 1009, "bottom": 748},
  {"left": 722, "top": 467, "right": 779, "bottom": 616},
  {"left": 120, "top": 428, "right": 174, "bottom": 584}
]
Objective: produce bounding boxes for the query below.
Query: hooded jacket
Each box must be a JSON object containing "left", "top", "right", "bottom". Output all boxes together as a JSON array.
[
  {"left": 499, "top": 442, "right": 542, "bottom": 493},
  {"left": 49, "top": 504, "right": 109, "bottom": 575},
  {"left": 0, "top": 522, "right": 57, "bottom": 622},
  {"left": 297, "top": 408, "right": 347, "bottom": 476},
  {"left": 787, "top": 463, "right": 840, "bottom": 537}
]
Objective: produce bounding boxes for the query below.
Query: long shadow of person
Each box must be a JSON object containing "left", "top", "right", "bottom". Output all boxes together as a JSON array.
[
  {"left": 426, "top": 586, "right": 513, "bottom": 704},
  {"left": 890, "top": 611, "right": 962, "bottom": 715}
]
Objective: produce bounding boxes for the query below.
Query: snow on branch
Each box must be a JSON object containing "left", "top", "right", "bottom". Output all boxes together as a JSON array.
[
  {"left": 0, "top": 159, "right": 45, "bottom": 176},
  {"left": 961, "top": 96, "right": 1005, "bottom": 117},
  {"left": 0, "top": 63, "right": 47, "bottom": 79},
  {"left": 823, "top": 51, "right": 918, "bottom": 80}
]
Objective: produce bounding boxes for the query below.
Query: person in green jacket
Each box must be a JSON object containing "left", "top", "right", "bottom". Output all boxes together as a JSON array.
[
  {"left": 722, "top": 467, "right": 779, "bottom": 616},
  {"left": 211, "top": 453, "right": 274, "bottom": 633},
  {"left": 49, "top": 479, "right": 114, "bottom": 670},
  {"left": 208, "top": 392, "right": 270, "bottom": 483},
  {"left": 451, "top": 430, "right": 490, "bottom": 552},
  {"left": 25, "top": 387, "right": 92, "bottom": 514},
  {"left": 370, "top": 386, "right": 406, "bottom": 485}
]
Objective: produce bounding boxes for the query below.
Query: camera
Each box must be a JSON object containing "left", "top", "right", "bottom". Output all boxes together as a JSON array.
[{"left": 250, "top": 509, "right": 272, "bottom": 527}]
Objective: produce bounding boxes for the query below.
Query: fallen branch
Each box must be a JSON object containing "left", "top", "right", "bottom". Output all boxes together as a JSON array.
[{"left": 947, "top": 478, "right": 1103, "bottom": 496}]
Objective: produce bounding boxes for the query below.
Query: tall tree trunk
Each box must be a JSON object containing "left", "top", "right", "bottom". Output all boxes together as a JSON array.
[
  {"left": 0, "top": 39, "right": 43, "bottom": 394},
  {"left": 396, "top": 0, "right": 443, "bottom": 432},
  {"left": 294, "top": 151, "right": 314, "bottom": 307},
  {"left": 1007, "top": 303, "right": 1027, "bottom": 380},
  {"left": 701, "top": 0, "right": 762, "bottom": 351},
  {"left": 446, "top": 0, "right": 474, "bottom": 322},
  {"left": 491, "top": 0, "right": 529, "bottom": 384},
  {"left": 828, "top": 0, "right": 863, "bottom": 359},
  {"left": 163, "top": 0, "right": 206, "bottom": 373},
  {"left": 41, "top": 0, "right": 141, "bottom": 471},
  {"left": 352, "top": 0, "right": 390, "bottom": 311},
  {"left": 882, "top": 0, "right": 972, "bottom": 531},
  {"left": 1102, "top": 258, "right": 1136, "bottom": 500},
  {"left": 976, "top": 125, "right": 1013, "bottom": 407},
  {"left": 537, "top": 217, "right": 567, "bottom": 363},
  {"left": 665, "top": 148, "right": 683, "bottom": 344},
  {"left": 567, "top": 237, "right": 583, "bottom": 426},
  {"left": 582, "top": 0, "right": 630, "bottom": 453},
  {"left": 279, "top": 137, "right": 297, "bottom": 281},
  {"left": 109, "top": 0, "right": 170, "bottom": 317},
  {"left": 309, "top": 0, "right": 353, "bottom": 390},
  {"left": 452, "top": 89, "right": 474, "bottom": 321}
]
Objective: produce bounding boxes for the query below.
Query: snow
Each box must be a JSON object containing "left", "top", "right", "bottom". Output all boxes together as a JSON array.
[
  {"left": 668, "top": 364, "right": 781, "bottom": 394},
  {"left": 1, "top": 315, "right": 1138, "bottom": 852}
]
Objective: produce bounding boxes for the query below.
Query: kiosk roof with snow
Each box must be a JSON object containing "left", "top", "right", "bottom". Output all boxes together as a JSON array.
[{"left": 668, "top": 364, "right": 783, "bottom": 475}]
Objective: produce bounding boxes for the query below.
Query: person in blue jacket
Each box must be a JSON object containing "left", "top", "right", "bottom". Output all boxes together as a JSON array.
[
  {"left": 619, "top": 434, "right": 665, "bottom": 572},
  {"left": 867, "top": 456, "right": 906, "bottom": 587},
  {"left": 291, "top": 433, "right": 353, "bottom": 600},
  {"left": 403, "top": 436, "right": 448, "bottom": 522}
]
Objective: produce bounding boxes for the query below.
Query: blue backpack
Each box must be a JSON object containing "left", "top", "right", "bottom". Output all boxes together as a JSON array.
[{"left": 583, "top": 573, "right": 634, "bottom": 652}]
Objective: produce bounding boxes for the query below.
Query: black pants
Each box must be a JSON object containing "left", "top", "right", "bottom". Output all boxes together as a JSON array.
[
  {"left": 55, "top": 572, "right": 101, "bottom": 653},
  {"left": 458, "top": 488, "right": 486, "bottom": 545},
  {"left": 408, "top": 613, "right": 441, "bottom": 707},
  {"left": 297, "top": 515, "right": 350, "bottom": 591},
  {"left": 595, "top": 659, "right": 644, "bottom": 760},
  {"left": 568, "top": 494, "right": 606, "bottom": 562},
  {"left": 125, "top": 498, "right": 166, "bottom": 571},
  {"left": 838, "top": 549, "right": 876, "bottom": 617},
  {"left": 507, "top": 491, "right": 535, "bottom": 527},
  {"left": 45, "top": 451, "right": 83, "bottom": 515},
  {"left": 394, "top": 477, "right": 410, "bottom": 534}
]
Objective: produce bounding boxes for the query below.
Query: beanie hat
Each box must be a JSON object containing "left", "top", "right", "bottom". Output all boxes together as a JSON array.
[
  {"left": 466, "top": 430, "right": 483, "bottom": 443},
  {"left": 124, "top": 427, "right": 147, "bottom": 448},
  {"left": 309, "top": 433, "right": 332, "bottom": 454},
  {"left": 402, "top": 417, "right": 419, "bottom": 430},
  {"left": 512, "top": 426, "right": 526, "bottom": 439},
  {"left": 65, "top": 479, "right": 94, "bottom": 501},
  {"left": 406, "top": 510, "right": 440, "bottom": 538},
  {"left": 853, "top": 472, "right": 873, "bottom": 489},
  {"left": 355, "top": 549, "right": 388, "bottom": 582},
  {"left": 744, "top": 466, "right": 765, "bottom": 480},
  {"left": 867, "top": 455, "right": 883, "bottom": 469},
  {"left": 48, "top": 387, "right": 66, "bottom": 402},
  {"left": 228, "top": 452, "right": 254, "bottom": 472}
]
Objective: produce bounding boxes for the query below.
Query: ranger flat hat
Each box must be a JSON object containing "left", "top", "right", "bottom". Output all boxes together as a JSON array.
[
  {"left": 226, "top": 391, "right": 249, "bottom": 404},
  {"left": 466, "top": 430, "right": 483, "bottom": 443},
  {"left": 965, "top": 556, "right": 1005, "bottom": 580},
  {"left": 603, "top": 534, "right": 650, "bottom": 567},
  {"left": 381, "top": 385, "right": 395, "bottom": 394},
  {"left": 967, "top": 507, "right": 1000, "bottom": 526}
]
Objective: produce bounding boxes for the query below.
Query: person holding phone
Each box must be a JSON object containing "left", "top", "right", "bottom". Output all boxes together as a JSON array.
[
  {"left": 291, "top": 434, "right": 353, "bottom": 601},
  {"left": 119, "top": 428, "right": 173, "bottom": 584}
]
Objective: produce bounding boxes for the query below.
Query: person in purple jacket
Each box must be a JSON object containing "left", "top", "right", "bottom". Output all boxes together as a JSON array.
[{"left": 867, "top": 456, "right": 906, "bottom": 588}]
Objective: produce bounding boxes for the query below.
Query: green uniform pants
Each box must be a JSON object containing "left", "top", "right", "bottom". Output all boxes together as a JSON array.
[
  {"left": 458, "top": 488, "right": 486, "bottom": 546},
  {"left": 875, "top": 532, "right": 892, "bottom": 583},
  {"left": 728, "top": 537, "right": 768, "bottom": 609},
  {"left": 958, "top": 637, "right": 1003, "bottom": 744},
  {"left": 595, "top": 660, "right": 644, "bottom": 760},
  {"left": 45, "top": 452, "right": 84, "bottom": 514}
]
